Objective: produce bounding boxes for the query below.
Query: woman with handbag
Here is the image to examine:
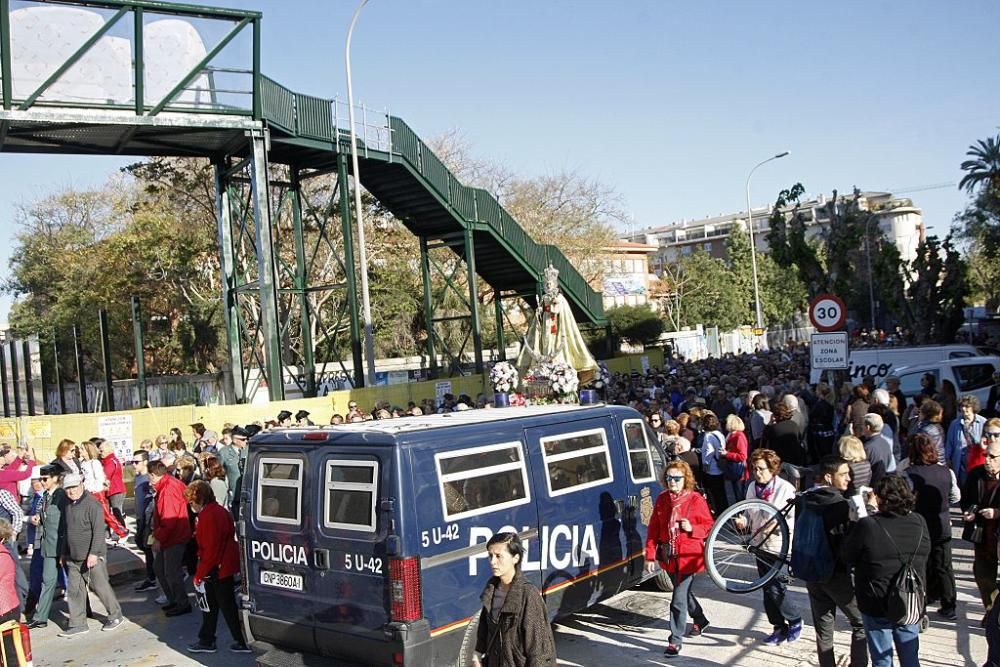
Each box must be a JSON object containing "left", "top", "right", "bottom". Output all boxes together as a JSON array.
[
  {"left": 735, "top": 449, "right": 802, "bottom": 645},
  {"left": 644, "top": 460, "right": 714, "bottom": 658},
  {"left": 961, "top": 425, "right": 1000, "bottom": 608}
]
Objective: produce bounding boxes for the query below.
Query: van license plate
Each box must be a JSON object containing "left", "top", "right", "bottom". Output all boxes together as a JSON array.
[{"left": 260, "top": 570, "right": 303, "bottom": 591}]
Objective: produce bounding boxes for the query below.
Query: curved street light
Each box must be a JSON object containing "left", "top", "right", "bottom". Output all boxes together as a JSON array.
[
  {"left": 345, "top": 0, "right": 376, "bottom": 386},
  {"left": 745, "top": 151, "right": 790, "bottom": 331}
]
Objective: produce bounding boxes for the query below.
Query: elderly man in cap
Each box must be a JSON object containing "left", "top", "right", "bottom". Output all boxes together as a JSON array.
[
  {"left": 58, "top": 473, "right": 125, "bottom": 637},
  {"left": 26, "top": 465, "right": 68, "bottom": 629},
  {"left": 218, "top": 426, "right": 249, "bottom": 517}
]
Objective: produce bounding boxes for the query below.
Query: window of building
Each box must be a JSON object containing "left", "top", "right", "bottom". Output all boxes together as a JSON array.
[
  {"left": 324, "top": 460, "right": 379, "bottom": 532},
  {"left": 435, "top": 442, "right": 530, "bottom": 520},
  {"left": 256, "top": 457, "right": 303, "bottom": 526},
  {"left": 540, "top": 428, "right": 613, "bottom": 496}
]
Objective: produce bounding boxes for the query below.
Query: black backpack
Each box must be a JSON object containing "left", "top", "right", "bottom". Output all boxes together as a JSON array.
[
  {"left": 875, "top": 518, "right": 926, "bottom": 626},
  {"left": 790, "top": 496, "right": 835, "bottom": 583}
]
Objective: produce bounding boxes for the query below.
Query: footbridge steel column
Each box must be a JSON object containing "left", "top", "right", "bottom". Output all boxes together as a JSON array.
[
  {"left": 464, "top": 228, "right": 484, "bottom": 375},
  {"left": 288, "top": 168, "right": 316, "bottom": 397},
  {"left": 248, "top": 129, "right": 284, "bottom": 401},
  {"left": 214, "top": 160, "right": 246, "bottom": 404}
]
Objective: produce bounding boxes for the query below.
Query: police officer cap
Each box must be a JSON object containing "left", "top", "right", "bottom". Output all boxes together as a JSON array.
[
  {"left": 276, "top": 410, "right": 293, "bottom": 421},
  {"left": 244, "top": 424, "right": 263, "bottom": 437},
  {"left": 295, "top": 410, "right": 310, "bottom": 420},
  {"left": 39, "top": 464, "right": 60, "bottom": 478},
  {"left": 231, "top": 426, "right": 251, "bottom": 439}
]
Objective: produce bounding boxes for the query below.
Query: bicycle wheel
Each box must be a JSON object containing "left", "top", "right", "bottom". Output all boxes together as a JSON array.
[{"left": 704, "top": 498, "right": 790, "bottom": 594}]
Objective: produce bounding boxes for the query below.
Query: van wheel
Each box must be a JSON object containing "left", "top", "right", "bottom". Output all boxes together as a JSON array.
[
  {"left": 456, "top": 614, "right": 481, "bottom": 666},
  {"left": 655, "top": 570, "right": 674, "bottom": 592}
]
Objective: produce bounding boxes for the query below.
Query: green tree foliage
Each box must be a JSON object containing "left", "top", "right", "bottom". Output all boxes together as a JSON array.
[
  {"left": 605, "top": 304, "right": 665, "bottom": 347},
  {"left": 725, "top": 225, "right": 807, "bottom": 327},
  {"left": 765, "top": 186, "right": 904, "bottom": 326},
  {"left": 956, "top": 134, "right": 1000, "bottom": 310},
  {"left": 892, "top": 235, "right": 969, "bottom": 344},
  {"left": 4, "top": 175, "right": 223, "bottom": 381}
]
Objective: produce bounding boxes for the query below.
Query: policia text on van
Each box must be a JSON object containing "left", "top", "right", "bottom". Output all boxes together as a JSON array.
[{"left": 239, "top": 404, "right": 667, "bottom": 666}]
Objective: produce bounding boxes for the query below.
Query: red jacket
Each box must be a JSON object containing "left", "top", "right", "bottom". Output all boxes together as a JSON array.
[
  {"left": 724, "top": 431, "right": 751, "bottom": 481},
  {"left": 101, "top": 453, "right": 126, "bottom": 496},
  {"left": 193, "top": 501, "right": 239, "bottom": 584},
  {"left": 645, "top": 489, "right": 714, "bottom": 576},
  {"left": 0, "top": 457, "right": 31, "bottom": 498},
  {"left": 0, "top": 546, "right": 17, "bottom": 616},
  {"left": 153, "top": 474, "right": 193, "bottom": 548}
]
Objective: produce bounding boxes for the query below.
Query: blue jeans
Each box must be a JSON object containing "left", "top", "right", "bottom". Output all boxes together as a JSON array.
[{"left": 862, "top": 613, "right": 919, "bottom": 667}]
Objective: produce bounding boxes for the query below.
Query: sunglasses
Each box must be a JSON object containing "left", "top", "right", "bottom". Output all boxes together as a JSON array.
[
  {"left": 665, "top": 475, "right": 685, "bottom": 482},
  {"left": 986, "top": 432, "right": 1000, "bottom": 439}
]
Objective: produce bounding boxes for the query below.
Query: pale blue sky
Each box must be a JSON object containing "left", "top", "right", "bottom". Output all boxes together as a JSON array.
[{"left": 2, "top": 0, "right": 998, "bottom": 322}]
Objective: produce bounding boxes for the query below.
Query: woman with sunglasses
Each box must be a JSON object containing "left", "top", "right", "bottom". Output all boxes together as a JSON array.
[{"left": 644, "top": 460, "right": 714, "bottom": 657}]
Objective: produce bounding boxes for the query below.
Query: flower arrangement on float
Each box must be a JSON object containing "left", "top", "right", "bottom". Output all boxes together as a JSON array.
[{"left": 489, "top": 361, "right": 519, "bottom": 407}]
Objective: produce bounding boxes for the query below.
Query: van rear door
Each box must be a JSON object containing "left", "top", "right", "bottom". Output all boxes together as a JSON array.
[
  {"left": 618, "top": 416, "right": 665, "bottom": 579},
  {"left": 244, "top": 448, "right": 317, "bottom": 654},
  {"left": 310, "top": 446, "right": 394, "bottom": 662}
]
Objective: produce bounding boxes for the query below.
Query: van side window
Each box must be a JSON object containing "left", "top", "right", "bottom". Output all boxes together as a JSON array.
[
  {"left": 541, "top": 428, "right": 613, "bottom": 496},
  {"left": 256, "top": 458, "right": 302, "bottom": 526},
  {"left": 435, "top": 442, "right": 530, "bottom": 521},
  {"left": 954, "top": 363, "right": 996, "bottom": 392},
  {"left": 622, "top": 420, "right": 655, "bottom": 482},
  {"left": 324, "top": 460, "right": 378, "bottom": 532}
]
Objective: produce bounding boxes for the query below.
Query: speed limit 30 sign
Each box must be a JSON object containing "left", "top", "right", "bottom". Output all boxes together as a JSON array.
[{"left": 809, "top": 293, "right": 846, "bottom": 332}]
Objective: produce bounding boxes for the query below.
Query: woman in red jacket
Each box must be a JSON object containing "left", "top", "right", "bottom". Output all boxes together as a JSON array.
[
  {"left": 723, "top": 414, "right": 751, "bottom": 503},
  {"left": 644, "top": 460, "right": 714, "bottom": 657},
  {"left": 183, "top": 481, "right": 250, "bottom": 654}
]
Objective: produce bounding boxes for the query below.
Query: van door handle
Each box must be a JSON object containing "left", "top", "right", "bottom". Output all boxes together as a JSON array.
[
  {"left": 314, "top": 548, "right": 330, "bottom": 570},
  {"left": 628, "top": 495, "right": 638, "bottom": 510},
  {"left": 614, "top": 498, "right": 626, "bottom": 517}
]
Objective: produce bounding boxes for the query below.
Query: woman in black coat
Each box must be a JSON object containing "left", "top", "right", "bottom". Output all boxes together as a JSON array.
[
  {"left": 841, "top": 474, "right": 930, "bottom": 667},
  {"left": 474, "top": 532, "right": 555, "bottom": 667},
  {"left": 905, "top": 434, "right": 959, "bottom": 621}
]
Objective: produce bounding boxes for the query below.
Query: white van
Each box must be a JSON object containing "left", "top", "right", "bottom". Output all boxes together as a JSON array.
[
  {"left": 809, "top": 344, "right": 987, "bottom": 384},
  {"left": 878, "top": 356, "right": 1000, "bottom": 407}
]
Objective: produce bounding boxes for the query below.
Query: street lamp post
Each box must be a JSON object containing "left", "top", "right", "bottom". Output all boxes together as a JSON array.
[
  {"left": 745, "top": 151, "right": 790, "bottom": 331},
  {"left": 345, "top": 0, "right": 376, "bottom": 386},
  {"left": 864, "top": 213, "right": 877, "bottom": 330}
]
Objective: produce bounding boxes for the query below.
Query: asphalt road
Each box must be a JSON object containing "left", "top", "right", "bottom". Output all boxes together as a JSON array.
[{"left": 29, "top": 559, "right": 987, "bottom": 667}]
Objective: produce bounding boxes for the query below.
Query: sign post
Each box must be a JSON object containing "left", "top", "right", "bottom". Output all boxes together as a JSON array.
[{"left": 809, "top": 293, "right": 849, "bottom": 379}]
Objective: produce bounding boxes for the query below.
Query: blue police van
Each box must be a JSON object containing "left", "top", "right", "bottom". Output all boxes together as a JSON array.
[{"left": 239, "top": 404, "right": 667, "bottom": 666}]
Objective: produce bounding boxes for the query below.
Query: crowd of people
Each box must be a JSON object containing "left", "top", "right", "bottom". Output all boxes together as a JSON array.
[{"left": 0, "top": 344, "right": 997, "bottom": 665}]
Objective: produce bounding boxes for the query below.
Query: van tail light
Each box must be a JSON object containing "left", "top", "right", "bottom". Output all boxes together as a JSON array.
[{"left": 389, "top": 556, "right": 422, "bottom": 622}]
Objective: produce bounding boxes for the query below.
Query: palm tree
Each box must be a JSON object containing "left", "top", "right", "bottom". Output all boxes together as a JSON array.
[{"left": 959, "top": 135, "right": 1000, "bottom": 194}]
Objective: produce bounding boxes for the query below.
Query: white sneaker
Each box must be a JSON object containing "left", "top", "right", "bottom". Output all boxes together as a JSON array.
[{"left": 154, "top": 594, "right": 168, "bottom": 605}]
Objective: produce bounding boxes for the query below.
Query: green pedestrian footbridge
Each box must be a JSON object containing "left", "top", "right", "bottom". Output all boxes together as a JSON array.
[{"left": 0, "top": 0, "right": 606, "bottom": 401}]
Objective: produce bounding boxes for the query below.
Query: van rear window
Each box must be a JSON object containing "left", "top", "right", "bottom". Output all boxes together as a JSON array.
[
  {"left": 257, "top": 458, "right": 302, "bottom": 526},
  {"left": 623, "top": 420, "right": 656, "bottom": 482},
  {"left": 324, "top": 460, "right": 378, "bottom": 532},
  {"left": 435, "top": 442, "right": 530, "bottom": 521},
  {"left": 540, "top": 428, "right": 613, "bottom": 496}
]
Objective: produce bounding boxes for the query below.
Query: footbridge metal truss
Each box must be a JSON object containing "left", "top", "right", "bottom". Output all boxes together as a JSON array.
[{"left": 0, "top": 0, "right": 606, "bottom": 401}]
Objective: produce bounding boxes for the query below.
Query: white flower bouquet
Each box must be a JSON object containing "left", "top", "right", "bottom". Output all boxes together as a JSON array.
[
  {"left": 489, "top": 361, "right": 519, "bottom": 394},
  {"left": 547, "top": 361, "right": 579, "bottom": 397}
]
